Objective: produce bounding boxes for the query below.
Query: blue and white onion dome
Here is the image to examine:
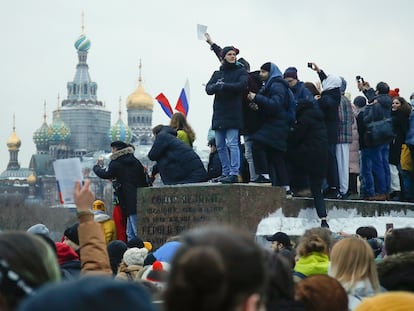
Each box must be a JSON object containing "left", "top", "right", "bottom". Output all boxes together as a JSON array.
[
  {"left": 74, "top": 34, "right": 91, "bottom": 51},
  {"left": 47, "top": 118, "right": 71, "bottom": 143},
  {"left": 33, "top": 121, "right": 50, "bottom": 149},
  {"left": 108, "top": 118, "right": 132, "bottom": 144}
]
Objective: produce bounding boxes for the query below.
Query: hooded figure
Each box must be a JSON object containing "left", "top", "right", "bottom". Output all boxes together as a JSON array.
[
  {"left": 248, "top": 62, "right": 291, "bottom": 191},
  {"left": 148, "top": 126, "right": 207, "bottom": 185}
]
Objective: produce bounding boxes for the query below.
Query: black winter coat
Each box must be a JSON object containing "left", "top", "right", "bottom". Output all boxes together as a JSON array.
[
  {"left": 318, "top": 87, "right": 341, "bottom": 144},
  {"left": 60, "top": 260, "right": 81, "bottom": 280},
  {"left": 250, "top": 77, "right": 290, "bottom": 152},
  {"left": 206, "top": 62, "right": 248, "bottom": 130},
  {"left": 288, "top": 101, "right": 328, "bottom": 178},
  {"left": 363, "top": 93, "right": 392, "bottom": 123},
  {"left": 93, "top": 147, "right": 148, "bottom": 216},
  {"left": 389, "top": 109, "right": 410, "bottom": 165},
  {"left": 148, "top": 126, "right": 207, "bottom": 185}
]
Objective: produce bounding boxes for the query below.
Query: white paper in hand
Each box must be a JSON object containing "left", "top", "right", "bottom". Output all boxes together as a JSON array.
[
  {"left": 197, "top": 24, "right": 208, "bottom": 40},
  {"left": 53, "top": 158, "right": 83, "bottom": 204}
]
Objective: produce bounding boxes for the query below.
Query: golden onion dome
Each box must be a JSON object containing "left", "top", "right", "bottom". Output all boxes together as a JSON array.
[
  {"left": 27, "top": 171, "right": 37, "bottom": 185},
  {"left": 126, "top": 82, "right": 154, "bottom": 110},
  {"left": 7, "top": 130, "right": 21, "bottom": 150}
]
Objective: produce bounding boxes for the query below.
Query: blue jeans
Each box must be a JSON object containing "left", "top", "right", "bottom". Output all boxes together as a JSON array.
[
  {"left": 360, "top": 147, "right": 387, "bottom": 197},
  {"left": 215, "top": 129, "right": 240, "bottom": 176},
  {"left": 379, "top": 144, "right": 391, "bottom": 193},
  {"left": 126, "top": 214, "right": 138, "bottom": 242}
]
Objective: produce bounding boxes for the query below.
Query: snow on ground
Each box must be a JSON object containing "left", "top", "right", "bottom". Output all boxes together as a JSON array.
[{"left": 257, "top": 206, "right": 414, "bottom": 238}]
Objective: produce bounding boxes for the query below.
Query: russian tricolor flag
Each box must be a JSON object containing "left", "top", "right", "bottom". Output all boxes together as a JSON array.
[
  {"left": 175, "top": 79, "right": 190, "bottom": 117},
  {"left": 155, "top": 93, "right": 173, "bottom": 118}
]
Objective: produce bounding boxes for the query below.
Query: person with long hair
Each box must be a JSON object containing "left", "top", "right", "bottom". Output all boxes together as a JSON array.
[
  {"left": 389, "top": 96, "right": 411, "bottom": 200},
  {"left": 169, "top": 112, "right": 196, "bottom": 147},
  {"left": 329, "top": 237, "right": 381, "bottom": 310}
]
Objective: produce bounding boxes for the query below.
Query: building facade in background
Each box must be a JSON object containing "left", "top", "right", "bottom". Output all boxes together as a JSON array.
[{"left": 0, "top": 23, "right": 155, "bottom": 208}]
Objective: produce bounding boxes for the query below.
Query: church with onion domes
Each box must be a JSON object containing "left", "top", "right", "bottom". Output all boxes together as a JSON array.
[{"left": 0, "top": 18, "right": 155, "bottom": 208}]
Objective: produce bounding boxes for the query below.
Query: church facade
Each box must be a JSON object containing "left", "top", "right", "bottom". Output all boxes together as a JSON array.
[{"left": 0, "top": 23, "right": 155, "bottom": 208}]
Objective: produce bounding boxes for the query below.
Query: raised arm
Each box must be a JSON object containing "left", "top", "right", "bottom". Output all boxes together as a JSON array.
[{"left": 74, "top": 180, "right": 112, "bottom": 276}]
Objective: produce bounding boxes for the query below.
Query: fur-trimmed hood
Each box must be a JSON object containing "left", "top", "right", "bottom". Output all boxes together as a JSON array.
[
  {"left": 110, "top": 147, "right": 134, "bottom": 161},
  {"left": 377, "top": 251, "right": 414, "bottom": 291},
  {"left": 94, "top": 212, "right": 111, "bottom": 223},
  {"left": 377, "top": 251, "right": 414, "bottom": 274}
]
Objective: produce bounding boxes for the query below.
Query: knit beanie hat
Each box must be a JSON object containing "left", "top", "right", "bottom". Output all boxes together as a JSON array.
[
  {"left": 283, "top": 67, "right": 298, "bottom": 80},
  {"left": 295, "top": 274, "right": 348, "bottom": 311},
  {"left": 123, "top": 247, "right": 148, "bottom": 266},
  {"left": 107, "top": 240, "right": 128, "bottom": 275},
  {"left": 353, "top": 96, "right": 367, "bottom": 108},
  {"left": 92, "top": 200, "right": 105, "bottom": 212},
  {"left": 27, "top": 224, "right": 50, "bottom": 238},
  {"left": 354, "top": 291, "right": 414, "bottom": 311},
  {"left": 110, "top": 140, "right": 128, "bottom": 150},
  {"left": 389, "top": 88, "right": 400, "bottom": 98},
  {"left": 63, "top": 223, "right": 79, "bottom": 245},
  {"left": 220, "top": 46, "right": 238, "bottom": 59},
  {"left": 376, "top": 81, "right": 390, "bottom": 94},
  {"left": 141, "top": 261, "right": 170, "bottom": 288},
  {"left": 260, "top": 62, "right": 271, "bottom": 72},
  {"left": 143, "top": 241, "right": 153, "bottom": 252},
  {"left": 127, "top": 237, "right": 145, "bottom": 249},
  {"left": 17, "top": 276, "right": 157, "bottom": 311}
]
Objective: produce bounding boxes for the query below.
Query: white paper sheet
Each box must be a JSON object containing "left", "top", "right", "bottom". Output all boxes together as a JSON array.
[
  {"left": 197, "top": 24, "right": 208, "bottom": 40},
  {"left": 53, "top": 158, "right": 83, "bottom": 204}
]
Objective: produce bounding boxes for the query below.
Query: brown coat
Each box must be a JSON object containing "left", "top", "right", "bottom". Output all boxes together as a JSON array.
[
  {"left": 78, "top": 214, "right": 112, "bottom": 276},
  {"left": 115, "top": 262, "right": 146, "bottom": 281}
]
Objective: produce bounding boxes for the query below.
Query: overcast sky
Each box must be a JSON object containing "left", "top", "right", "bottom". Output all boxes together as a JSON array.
[{"left": 1, "top": 0, "right": 413, "bottom": 171}]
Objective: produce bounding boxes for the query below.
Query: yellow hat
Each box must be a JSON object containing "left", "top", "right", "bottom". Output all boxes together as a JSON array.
[
  {"left": 92, "top": 200, "right": 106, "bottom": 212},
  {"left": 144, "top": 241, "right": 153, "bottom": 251},
  {"left": 355, "top": 292, "right": 414, "bottom": 311}
]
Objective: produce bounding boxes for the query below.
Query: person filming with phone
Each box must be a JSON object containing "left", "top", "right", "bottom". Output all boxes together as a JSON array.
[{"left": 356, "top": 77, "right": 393, "bottom": 200}]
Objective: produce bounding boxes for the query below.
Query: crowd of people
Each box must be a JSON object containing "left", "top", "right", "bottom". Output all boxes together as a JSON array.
[
  {"left": 3, "top": 32, "right": 414, "bottom": 310},
  {"left": 204, "top": 33, "right": 414, "bottom": 215},
  {"left": 1, "top": 180, "right": 414, "bottom": 311},
  {"left": 78, "top": 32, "right": 414, "bottom": 236},
  {"left": 119, "top": 33, "right": 414, "bottom": 230}
]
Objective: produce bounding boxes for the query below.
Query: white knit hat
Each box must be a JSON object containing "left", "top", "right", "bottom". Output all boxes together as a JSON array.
[{"left": 123, "top": 247, "right": 148, "bottom": 266}]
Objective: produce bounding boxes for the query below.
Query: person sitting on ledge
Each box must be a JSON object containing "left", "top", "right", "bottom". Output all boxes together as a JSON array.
[{"left": 148, "top": 125, "right": 208, "bottom": 185}]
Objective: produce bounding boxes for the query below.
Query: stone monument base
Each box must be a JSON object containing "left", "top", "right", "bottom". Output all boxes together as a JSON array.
[
  {"left": 137, "top": 183, "right": 284, "bottom": 248},
  {"left": 137, "top": 184, "right": 414, "bottom": 248}
]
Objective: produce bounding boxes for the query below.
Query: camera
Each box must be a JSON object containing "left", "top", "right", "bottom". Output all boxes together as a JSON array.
[
  {"left": 307, "top": 62, "right": 313, "bottom": 69},
  {"left": 356, "top": 75, "right": 364, "bottom": 83}
]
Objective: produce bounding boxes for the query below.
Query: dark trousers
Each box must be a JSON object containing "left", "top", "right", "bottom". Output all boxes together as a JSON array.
[
  {"left": 253, "top": 141, "right": 289, "bottom": 186},
  {"left": 309, "top": 175, "right": 327, "bottom": 218},
  {"left": 289, "top": 163, "right": 310, "bottom": 191}
]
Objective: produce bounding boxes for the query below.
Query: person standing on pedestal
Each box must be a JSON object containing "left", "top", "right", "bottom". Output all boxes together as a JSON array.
[{"left": 206, "top": 46, "right": 248, "bottom": 184}]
